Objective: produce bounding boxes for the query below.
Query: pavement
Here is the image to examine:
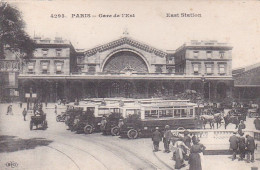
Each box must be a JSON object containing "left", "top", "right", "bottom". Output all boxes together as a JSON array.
[{"left": 0, "top": 102, "right": 259, "bottom": 170}]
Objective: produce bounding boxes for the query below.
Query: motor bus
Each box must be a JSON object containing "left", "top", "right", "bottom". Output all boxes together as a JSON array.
[{"left": 119, "top": 101, "right": 202, "bottom": 139}]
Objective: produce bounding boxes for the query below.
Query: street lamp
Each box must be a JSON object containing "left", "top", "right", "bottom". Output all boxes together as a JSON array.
[
  {"left": 201, "top": 75, "right": 205, "bottom": 99},
  {"left": 201, "top": 75, "right": 211, "bottom": 101}
]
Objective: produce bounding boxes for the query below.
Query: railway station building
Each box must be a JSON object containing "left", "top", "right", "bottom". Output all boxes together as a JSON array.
[{"left": 1, "top": 36, "right": 233, "bottom": 102}]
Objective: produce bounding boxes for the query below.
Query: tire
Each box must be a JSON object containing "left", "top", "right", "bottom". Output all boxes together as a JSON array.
[
  {"left": 127, "top": 129, "right": 138, "bottom": 139},
  {"left": 111, "top": 126, "right": 120, "bottom": 136},
  {"left": 30, "top": 121, "right": 33, "bottom": 130},
  {"left": 84, "top": 125, "right": 93, "bottom": 134}
]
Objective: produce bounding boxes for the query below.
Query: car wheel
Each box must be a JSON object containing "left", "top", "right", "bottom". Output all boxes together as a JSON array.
[
  {"left": 127, "top": 129, "right": 138, "bottom": 139},
  {"left": 111, "top": 126, "right": 120, "bottom": 136},
  {"left": 84, "top": 125, "right": 93, "bottom": 134}
]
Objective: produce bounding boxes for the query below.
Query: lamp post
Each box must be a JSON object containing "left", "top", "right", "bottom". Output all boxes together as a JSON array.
[
  {"left": 201, "top": 75, "right": 205, "bottom": 100},
  {"left": 201, "top": 75, "right": 211, "bottom": 101}
]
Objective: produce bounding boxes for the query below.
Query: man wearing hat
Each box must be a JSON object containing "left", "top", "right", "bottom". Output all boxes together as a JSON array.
[
  {"left": 152, "top": 127, "right": 162, "bottom": 152},
  {"left": 183, "top": 130, "right": 191, "bottom": 148},
  {"left": 163, "top": 125, "right": 173, "bottom": 153},
  {"left": 245, "top": 134, "right": 256, "bottom": 163},
  {"left": 229, "top": 131, "right": 239, "bottom": 160},
  {"left": 238, "top": 132, "right": 246, "bottom": 161}
]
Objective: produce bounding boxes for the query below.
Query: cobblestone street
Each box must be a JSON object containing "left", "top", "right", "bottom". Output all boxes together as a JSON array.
[{"left": 0, "top": 103, "right": 259, "bottom": 170}]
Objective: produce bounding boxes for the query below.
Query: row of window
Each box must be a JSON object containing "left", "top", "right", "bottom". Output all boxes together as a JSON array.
[
  {"left": 40, "top": 49, "right": 62, "bottom": 57},
  {"left": 144, "top": 109, "right": 194, "bottom": 119},
  {"left": 27, "top": 63, "right": 63, "bottom": 74},
  {"left": 193, "top": 51, "right": 225, "bottom": 58},
  {"left": 193, "top": 63, "right": 226, "bottom": 75}
]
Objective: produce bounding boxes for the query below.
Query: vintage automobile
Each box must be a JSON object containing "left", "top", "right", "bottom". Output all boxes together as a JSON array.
[
  {"left": 65, "top": 107, "right": 83, "bottom": 131},
  {"left": 101, "top": 112, "right": 123, "bottom": 135},
  {"left": 30, "top": 110, "right": 48, "bottom": 130},
  {"left": 119, "top": 101, "right": 202, "bottom": 139},
  {"left": 67, "top": 102, "right": 120, "bottom": 134}
]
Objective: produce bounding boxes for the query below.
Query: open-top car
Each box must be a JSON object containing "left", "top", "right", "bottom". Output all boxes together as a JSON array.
[{"left": 30, "top": 110, "right": 47, "bottom": 130}]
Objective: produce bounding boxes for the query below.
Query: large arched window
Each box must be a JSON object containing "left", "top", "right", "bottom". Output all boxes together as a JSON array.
[{"left": 103, "top": 51, "right": 148, "bottom": 73}]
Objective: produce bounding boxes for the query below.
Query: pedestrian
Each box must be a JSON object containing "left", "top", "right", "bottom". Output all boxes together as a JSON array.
[
  {"left": 55, "top": 104, "right": 57, "bottom": 115},
  {"left": 45, "top": 99, "right": 48, "bottom": 107},
  {"left": 189, "top": 136, "right": 206, "bottom": 170},
  {"left": 191, "top": 133, "right": 197, "bottom": 145},
  {"left": 182, "top": 130, "right": 191, "bottom": 160},
  {"left": 183, "top": 130, "right": 191, "bottom": 148},
  {"left": 163, "top": 125, "right": 173, "bottom": 153},
  {"left": 238, "top": 120, "right": 246, "bottom": 135},
  {"left": 172, "top": 138, "right": 189, "bottom": 169},
  {"left": 22, "top": 108, "right": 27, "bottom": 121},
  {"left": 245, "top": 134, "right": 256, "bottom": 163},
  {"left": 253, "top": 117, "right": 260, "bottom": 130},
  {"left": 238, "top": 132, "right": 246, "bottom": 161},
  {"left": 152, "top": 127, "right": 162, "bottom": 152},
  {"left": 6, "top": 105, "right": 13, "bottom": 115},
  {"left": 19, "top": 101, "right": 23, "bottom": 108},
  {"left": 229, "top": 131, "right": 239, "bottom": 161}
]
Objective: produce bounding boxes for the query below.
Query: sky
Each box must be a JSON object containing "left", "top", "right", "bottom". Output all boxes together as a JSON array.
[{"left": 9, "top": 0, "right": 260, "bottom": 69}]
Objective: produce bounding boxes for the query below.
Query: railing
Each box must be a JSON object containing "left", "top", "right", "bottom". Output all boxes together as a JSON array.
[
  {"left": 0, "top": 60, "right": 20, "bottom": 72},
  {"left": 171, "top": 129, "right": 260, "bottom": 151}
]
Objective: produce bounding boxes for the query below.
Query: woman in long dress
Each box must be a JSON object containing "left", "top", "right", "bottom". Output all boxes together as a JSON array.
[
  {"left": 189, "top": 137, "right": 206, "bottom": 170},
  {"left": 171, "top": 138, "right": 190, "bottom": 169}
]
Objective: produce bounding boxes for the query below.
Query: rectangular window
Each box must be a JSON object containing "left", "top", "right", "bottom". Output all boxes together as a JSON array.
[
  {"left": 56, "top": 65, "right": 62, "bottom": 71},
  {"left": 219, "top": 64, "right": 225, "bottom": 74},
  {"left": 145, "top": 110, "right": 159, "bottom": 119},
  {"left": 56, "top": 49, "right": 62, "bottom": 57},
  {"left": 193, "top": 64, "right": 199, "bottom": 74},
  {"left": 28, "top": 65, "right": 34, "bottom": 70},
  {"left": 206, "top": 51, "right": 212, "bottom": 58},
  {"left": 189, "top": 109, "right": 194, "bottom": 117},
  {"left": 42, "top": 49, "right": 48, "bottom": 56},
  {"left": 219, "top": 51, "right": 225, "bottom": 58},
  {"left": 206, "top": 64, "right": 212, "bottom": 74},
  {"left": 174, "top": 109, "right": 181, "bottom": 118},
  {"left": 181, "top": 109, "right": 187, "bottom": 117},
  {"left": 42, "top": 65, "right": 48, "bottom": 70},
  {"left": 193, "top": 51, "right": 199, "bottom": 58}
]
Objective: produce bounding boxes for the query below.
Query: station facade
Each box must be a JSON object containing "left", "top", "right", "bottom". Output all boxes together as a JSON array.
[{"left": 14, "top": 36, "right": 233, "bottom": 102}]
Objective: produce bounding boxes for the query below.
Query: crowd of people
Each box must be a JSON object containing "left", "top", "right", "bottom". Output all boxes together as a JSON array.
[
  {"left": 152, "top": 126, "right": 206, "bottom": 170},
  {"left": 229, "top": 131, "right": 256, "bottom": 163},
  {"left": 151, "top": 123, "right": 258, "bottom": 169}
]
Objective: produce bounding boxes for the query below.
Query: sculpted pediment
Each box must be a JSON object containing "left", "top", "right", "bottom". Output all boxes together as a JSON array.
[{"left": 84, "top": 37, "right": 167, "bottom": 58}]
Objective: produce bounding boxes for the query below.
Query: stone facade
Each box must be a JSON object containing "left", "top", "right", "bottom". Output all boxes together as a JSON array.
[{"left": 15, "top": 36, "right": 234, "bottom": 102}]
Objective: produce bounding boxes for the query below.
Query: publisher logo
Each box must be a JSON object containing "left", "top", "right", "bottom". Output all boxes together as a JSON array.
[{"left": 5, "top": 161, "right": 18, "bottom": 168}]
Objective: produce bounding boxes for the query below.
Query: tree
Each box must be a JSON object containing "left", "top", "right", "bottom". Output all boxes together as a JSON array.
[{"left": 0, "top": 2, "right": 35, "bottom": 60}]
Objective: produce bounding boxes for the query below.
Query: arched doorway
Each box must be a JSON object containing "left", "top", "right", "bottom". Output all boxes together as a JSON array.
[{"left": 103, "top": 51, "right": 149, "bottom": 73}]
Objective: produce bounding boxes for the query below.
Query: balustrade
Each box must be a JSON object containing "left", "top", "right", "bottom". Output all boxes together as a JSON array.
[{"left": 0, "top": 60, "right": 20, "bottom": 72}]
